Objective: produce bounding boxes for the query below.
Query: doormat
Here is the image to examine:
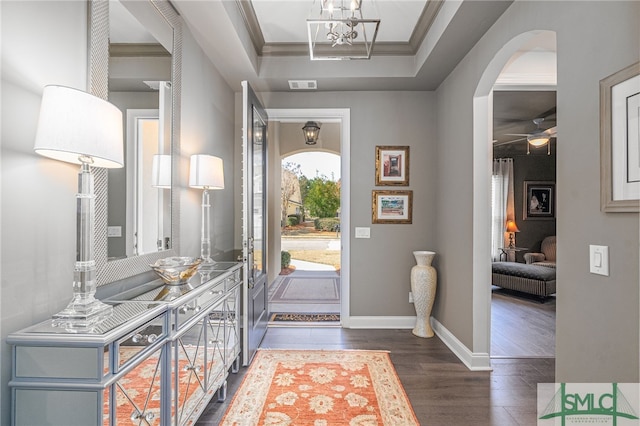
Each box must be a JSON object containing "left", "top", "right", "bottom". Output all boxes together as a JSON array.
[
  {"left": 270, "top": 312, "right": 340, "bottom": 322},
  {"left": 220, "top": 349, "right": 419, "bottom": 425},
  {"left": 269, "top": 277, "right": 340, "bottom": 303}
]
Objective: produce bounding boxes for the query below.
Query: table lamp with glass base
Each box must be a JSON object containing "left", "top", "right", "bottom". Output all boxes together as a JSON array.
[
  {"left": 34, "top": 85, "right": 124, "bottom": 331},
  {"left": 189, "top": 154, "right": 224, "bottom": 270}
]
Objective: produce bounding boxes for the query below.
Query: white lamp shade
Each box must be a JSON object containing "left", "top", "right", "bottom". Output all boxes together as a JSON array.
[
  {"left": 34, "top": 85, "right": 124, "bottom": 168},
  {"left": 189, "top": 154, "right": 224, "bottom": 189},
  {"left": 152, "top": 154, "right": 172, "bottom": 188}
]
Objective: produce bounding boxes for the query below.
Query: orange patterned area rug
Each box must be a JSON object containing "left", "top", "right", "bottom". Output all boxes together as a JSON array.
[{"left": 221, "top": 349, "right": 418, "bottom": 425}]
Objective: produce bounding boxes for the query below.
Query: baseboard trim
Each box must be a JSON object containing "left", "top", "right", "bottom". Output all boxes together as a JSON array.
[
  {"left": 345, "top": 316, "right": 492, "bottom": 371},
  {"left": 347, "top": 316, "right": 415, "bottom": 329},
  {"left": 431, "top": 318, "right": 492, "bottom": 371}
]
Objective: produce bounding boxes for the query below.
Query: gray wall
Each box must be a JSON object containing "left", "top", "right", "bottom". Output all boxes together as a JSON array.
[
  {"left": 178, "top": 28, "right": 236, "bottom": 262},
  {"left": 261, "top": 91, "right": 437, "bottom": 317},
  {"left": 435, "top": 1, "right": 639, "bottom": 381},
  {"left": 0, "top": 2, "right": 237, "bottom": 423},
  {"left": 1, "top": 2, "right": 89, "bottom": 423}
]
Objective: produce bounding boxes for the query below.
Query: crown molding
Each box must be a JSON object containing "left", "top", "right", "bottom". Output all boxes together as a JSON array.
[{"left": 236, "top": 0, "right": 442, "bottom": 58}]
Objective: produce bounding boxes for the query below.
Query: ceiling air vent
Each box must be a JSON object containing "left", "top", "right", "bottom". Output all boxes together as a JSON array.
[{"left": 288, "top": 80, "right": 317, "bottom": 90}]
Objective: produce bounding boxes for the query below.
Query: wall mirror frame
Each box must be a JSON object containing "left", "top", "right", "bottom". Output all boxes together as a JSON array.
[{"left": 89, "top": 0, "right": 182, "bottom": 286}]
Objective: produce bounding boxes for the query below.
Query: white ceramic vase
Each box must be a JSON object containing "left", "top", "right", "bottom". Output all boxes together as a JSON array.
[{"left": 411, "top": 250, "right": 437, "bottom": 338}]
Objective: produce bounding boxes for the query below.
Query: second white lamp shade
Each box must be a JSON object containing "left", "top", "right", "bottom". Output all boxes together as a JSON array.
[{"left": 189, "top": 154, "right": 224, "bottom": 189}]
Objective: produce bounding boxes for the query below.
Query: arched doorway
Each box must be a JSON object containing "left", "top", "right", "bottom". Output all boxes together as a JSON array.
[{"left": 472, "top": 30, "right": 557, "bottom": 362}]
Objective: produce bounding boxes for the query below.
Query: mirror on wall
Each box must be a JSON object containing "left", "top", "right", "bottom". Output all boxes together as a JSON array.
[
  {"left": 107, "top": 0, "right": 172, "bottom": 259},
  {"left": 90, "top": 0, "right": 182, "bottom": 286}
]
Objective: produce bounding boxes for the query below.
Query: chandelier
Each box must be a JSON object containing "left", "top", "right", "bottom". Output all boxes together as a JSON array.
[{"left": 307, "top": 0, "right": 380, "bottom": 60}]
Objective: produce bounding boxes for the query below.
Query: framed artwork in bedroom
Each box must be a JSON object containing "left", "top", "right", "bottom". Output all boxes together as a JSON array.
[{"left": 524, "top": 181, "right": 555, "bottom": 220}]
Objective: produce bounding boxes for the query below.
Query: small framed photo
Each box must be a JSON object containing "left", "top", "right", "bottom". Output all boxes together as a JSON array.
[
  {"left": 372, "top": 190, "right": 413, "bottom": 224},
  {"left": 375, "top": 146, "right": 409, "bottom": 186},
  {"left": 523, "top": 181, "right": 555, "bottom": 220}
]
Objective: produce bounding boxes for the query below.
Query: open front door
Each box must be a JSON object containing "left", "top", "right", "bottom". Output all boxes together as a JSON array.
[{"left": 241, "top": 81, "right": 269, "bottom": 365}]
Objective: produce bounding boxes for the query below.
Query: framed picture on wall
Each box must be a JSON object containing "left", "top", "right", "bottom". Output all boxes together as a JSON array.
[
  {"left": 372, "top": 190, "right": 413, "bottom": 224},
  {"left": 523, "top": 181, "right": 555, "bottom": 220},
  {"left": 375, "top": 146, "right": 410, "bottom": 186},
  {"left": 600, "top": 61, "right": 640, "bottom": 212}
]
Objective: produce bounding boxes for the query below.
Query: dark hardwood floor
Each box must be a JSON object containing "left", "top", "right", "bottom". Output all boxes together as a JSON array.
[
  {"left": 491, "top": 287, "right": 556, "bottom": 358},
  {"left": 196, "top": 327, "right": 554, "bottom": 426}
]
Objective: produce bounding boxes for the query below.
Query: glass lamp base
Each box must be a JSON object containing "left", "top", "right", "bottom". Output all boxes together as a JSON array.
[
  {"left": 198, "top": 259, "right": 217, "bottom": 272},
  {"left": 51, "top": 298, "right": 113, "bottom": 331}
]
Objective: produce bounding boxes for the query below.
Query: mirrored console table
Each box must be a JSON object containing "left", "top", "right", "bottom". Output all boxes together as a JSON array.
[{"left": 8, "top": 262, "right": 242, "bottom": 426}]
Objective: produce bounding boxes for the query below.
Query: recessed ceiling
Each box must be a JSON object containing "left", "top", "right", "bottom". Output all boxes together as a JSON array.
[
  {"left": 172, "top": 0, "right": 517, "bottom": 92},
  {"left": 251, "top": 0, "right": 428, "bottom": 44}
]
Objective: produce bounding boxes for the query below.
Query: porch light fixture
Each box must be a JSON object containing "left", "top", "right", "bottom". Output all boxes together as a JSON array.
[
  {"left": 34, "top": 85, "right": 124, "bottom": 331},
  {"left": 189, "top": 154, "right": 224, "bottom": 269},
  {"left": 307, "top": 0, "right": 380, "bottom": 60},
  {"left": 302, "top": 121, "right": 321, "bottom": 145},
  {"left": 505, "top": 220, "right": 520, "bottom": 248}
]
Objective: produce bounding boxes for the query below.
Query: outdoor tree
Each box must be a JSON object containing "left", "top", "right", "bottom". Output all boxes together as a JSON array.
[
  {"left": 299, "top": 175, "right": 310, "bottom": 207},
  {"left": 281, "top": 162, "right": 302, "bottom": 227},
  {"left": 305, "top": 175, "right": 340, "bottom": 218}
]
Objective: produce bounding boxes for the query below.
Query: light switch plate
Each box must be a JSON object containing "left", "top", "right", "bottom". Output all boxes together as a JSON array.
[
  {"left": 355, "top": 227, "right": 370, "bottom": 238},
  {"left": 107, "top": 226, "right": 122, "bottom": 237},
  {"left": 589, "top": 245, "right": 609, "bottom": 276}
]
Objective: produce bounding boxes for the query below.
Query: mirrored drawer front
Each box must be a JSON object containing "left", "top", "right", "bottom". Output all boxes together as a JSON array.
[
  {"left": 115, "top": 313, "right": 166, "bottom": 372},
  {"left": 174, "top": 289, "right": 225, "bottom": 329},
  {"left": 15, "top": 346, "right": 104, "bottom": 381}
]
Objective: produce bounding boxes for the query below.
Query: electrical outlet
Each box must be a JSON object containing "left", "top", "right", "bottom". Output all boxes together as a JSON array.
[{"left": 409, "top": 292, "right": 414, "bottom": 303}]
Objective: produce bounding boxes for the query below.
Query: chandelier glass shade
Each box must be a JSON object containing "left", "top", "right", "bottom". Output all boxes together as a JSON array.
[{"left": 307, "top": 0, "right": 380, "bottom": 60}]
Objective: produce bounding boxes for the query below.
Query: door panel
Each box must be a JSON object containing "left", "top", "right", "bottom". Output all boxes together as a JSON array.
[{"left": 242, "top": 81, "right": 269, "bottom": 365}]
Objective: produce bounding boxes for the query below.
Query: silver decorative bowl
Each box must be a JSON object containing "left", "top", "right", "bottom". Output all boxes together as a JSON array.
[{"left": 150, "top": 256, "right": 202, "bottom": 285}]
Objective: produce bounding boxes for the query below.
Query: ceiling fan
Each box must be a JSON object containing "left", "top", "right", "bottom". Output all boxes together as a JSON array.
[{"left": 495, "top": 117, "right": 557, "bottom": 155}]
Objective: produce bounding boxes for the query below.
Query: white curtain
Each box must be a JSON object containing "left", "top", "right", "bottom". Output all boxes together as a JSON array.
[{"left": 491, "top": 158, "right": 515, "bottom": 261}]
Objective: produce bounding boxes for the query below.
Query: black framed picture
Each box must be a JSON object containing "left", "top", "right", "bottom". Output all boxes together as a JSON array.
[{"left": 523, "top": 181, "right": 555, "bottom": 220}]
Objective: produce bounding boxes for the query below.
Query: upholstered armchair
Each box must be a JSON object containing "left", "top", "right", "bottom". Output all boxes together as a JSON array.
[{"left": 524, "top": 236, "right": 556, "bottom": 268}]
